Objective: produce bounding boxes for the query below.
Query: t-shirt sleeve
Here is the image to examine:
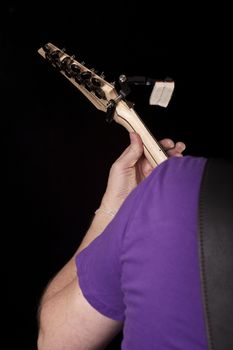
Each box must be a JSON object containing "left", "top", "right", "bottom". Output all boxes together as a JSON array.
[{"left": 75, "top": 189, "right": 139, "bottom": 321}]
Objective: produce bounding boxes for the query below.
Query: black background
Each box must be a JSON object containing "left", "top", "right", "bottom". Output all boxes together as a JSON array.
[{"left": 3, "top": 1, "right": 232, "bottom": 349}]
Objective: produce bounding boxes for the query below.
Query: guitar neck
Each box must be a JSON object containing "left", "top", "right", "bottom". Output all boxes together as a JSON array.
[
  {"left": 115, "top": 102, "right": 168, "bottom": 167},
  {"left": 37, "top": 43, "right": 169, "bottom": 168}
]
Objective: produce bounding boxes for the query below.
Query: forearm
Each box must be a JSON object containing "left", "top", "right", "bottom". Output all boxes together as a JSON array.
[
  {"left": 77, "top": 207, "right": 114, "bottom": 253},
  {"left": 38, "top": 208, "right": 117, "bottom": 349},
  {"left": 40, "top": 207, "right": 113, "bottom": 305}
]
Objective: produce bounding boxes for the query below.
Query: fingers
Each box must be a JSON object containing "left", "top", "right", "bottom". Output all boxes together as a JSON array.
[
  {"left": 159, "top": 138, "right": 175, "bottom": 150},
  {"left": 166, "top": 141, "right": 186, "bottom": 157},
  {"left": 159, "top": 138, "right": 186, "bottom": 157},
  {"left": 174, "top": 141, "right": 186, "bottom": 153},
  {"left": 115, "top": 134, "right": 186, "bottom": 172},
  {"left": 160, "top": 138, "right": 186, "bottom": 150}
]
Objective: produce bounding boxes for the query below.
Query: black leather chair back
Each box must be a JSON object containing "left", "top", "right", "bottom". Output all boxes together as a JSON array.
[{"left": 199, "top": 158, "right": 233, "bottom": 350}]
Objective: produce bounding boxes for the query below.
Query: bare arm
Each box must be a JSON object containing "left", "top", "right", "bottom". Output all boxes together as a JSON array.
[
  {"left": 38, "top": 208, "right": 122, "bottom": 350},
  {"left": 37, "top": 134, "right": 186, "bottom": 350}
]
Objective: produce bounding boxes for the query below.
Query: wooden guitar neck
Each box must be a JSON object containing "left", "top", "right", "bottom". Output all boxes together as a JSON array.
[
  {"left": 38, "top": 43, "right": 173, "bottom": 167},
  {"left": 113, "top": 102, "right": 168, "bottom": 167}
]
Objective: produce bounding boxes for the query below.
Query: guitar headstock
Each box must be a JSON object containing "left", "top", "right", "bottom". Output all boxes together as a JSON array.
[
  {"left": 38, "top": 42, "right": 174, "bottom": 167},
  {"left": 38, "top": 42, "right": 127, "bottom": 121}
]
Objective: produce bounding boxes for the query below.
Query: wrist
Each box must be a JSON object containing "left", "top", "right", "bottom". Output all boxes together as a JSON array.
[
  {"left": 95, "top": 207, "right": 116, "bottom": 217},
  {"left": 77, "top": 208, "right": 113, "bottom": 253},
  {"left": 100, "top": 192, "right": 124, "bottom": 216}
]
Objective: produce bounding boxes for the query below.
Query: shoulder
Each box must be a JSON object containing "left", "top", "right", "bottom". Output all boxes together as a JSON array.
[
  {"left": 105, "top": 156, "right": 208, "bottom": 236},
  {"left": 150, "top": 155, "right": 207, "bottom": 179},
  {"left": 136, "top": 155, "right": 207, "bottom": 193},
  {"left": 124, "top": 156, "right": 208, "bottom": 216}
]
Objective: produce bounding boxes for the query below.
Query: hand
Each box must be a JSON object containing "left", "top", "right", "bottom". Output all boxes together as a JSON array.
[{"left": 100, "top": 133, "right": 186, "bottom": 215}]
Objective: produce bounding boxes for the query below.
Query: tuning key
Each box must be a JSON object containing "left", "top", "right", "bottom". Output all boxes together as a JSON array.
[
  {"left": 94, "top": 87, "right": 106, "bottom": 100},
  {"left": 84, "top": 80, "right": 93, "bottom": 92},
  {"left": 74, "top": 74, "right": 83, "bottom": 84},
  {"left": 60, "top": 56, "right": 73, "bottom": 77},
  {"left": 100, "top": 72, "right": 105, "bottom": 79},
  {"left": 92, "top": 77, "right": 102, "bottom": 87},
  {"left": 80, "top": 71, "right": 92, "bottom": 80},
  {"left": 50, "top": 50, "right": 64, "bottom": 69},
  {"left": 43, "top": 44, "right": 50, "bottom": 53},
  {"left": 70, "top": 63, "right": 81, "bottom": 74}
]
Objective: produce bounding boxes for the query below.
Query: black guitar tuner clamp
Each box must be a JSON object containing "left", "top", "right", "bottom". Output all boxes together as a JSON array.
[
  {"left": 105, "top": 74, "right": 131, "bottom": 122},
  {"left": 105, "top": 74, "right": 159, "bottom": 122}
]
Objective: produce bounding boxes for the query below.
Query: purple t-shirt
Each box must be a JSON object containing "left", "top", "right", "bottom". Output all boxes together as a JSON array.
[{"left": 76, "top": 156, "right": 208, "bottom": 350}]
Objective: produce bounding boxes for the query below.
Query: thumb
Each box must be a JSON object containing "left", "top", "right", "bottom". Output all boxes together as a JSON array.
[{"left": 117, "top": 132, "right": 144, "bottom": 167}]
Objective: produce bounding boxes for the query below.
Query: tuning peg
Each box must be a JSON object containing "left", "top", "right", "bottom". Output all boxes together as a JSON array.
[
  {"left": 80, "top": 71, "right": 92, "bottom": 80},
  {"left": 119, "top": 74, "right": 127, "bottom": 83},
  {"left": 75, "top": 74, "right": 83, "bottom": 84},
  {"left": 70, "top": 63, "right": 81, "bottom": 74},
  {"left": 106, "top": 100, "right": 116, "bottom": 123},
  {"left": 91, "top": 77, "right": 102, "bottom": 87},
  {"left": 60, "top": 56, "right": 74, "bottom": 77},
  {"left": 94, "top": 87, "right": 106, "bottom": 100},
  {"left": 43, "top": 44, "right": 50, "bottom": 53}
]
